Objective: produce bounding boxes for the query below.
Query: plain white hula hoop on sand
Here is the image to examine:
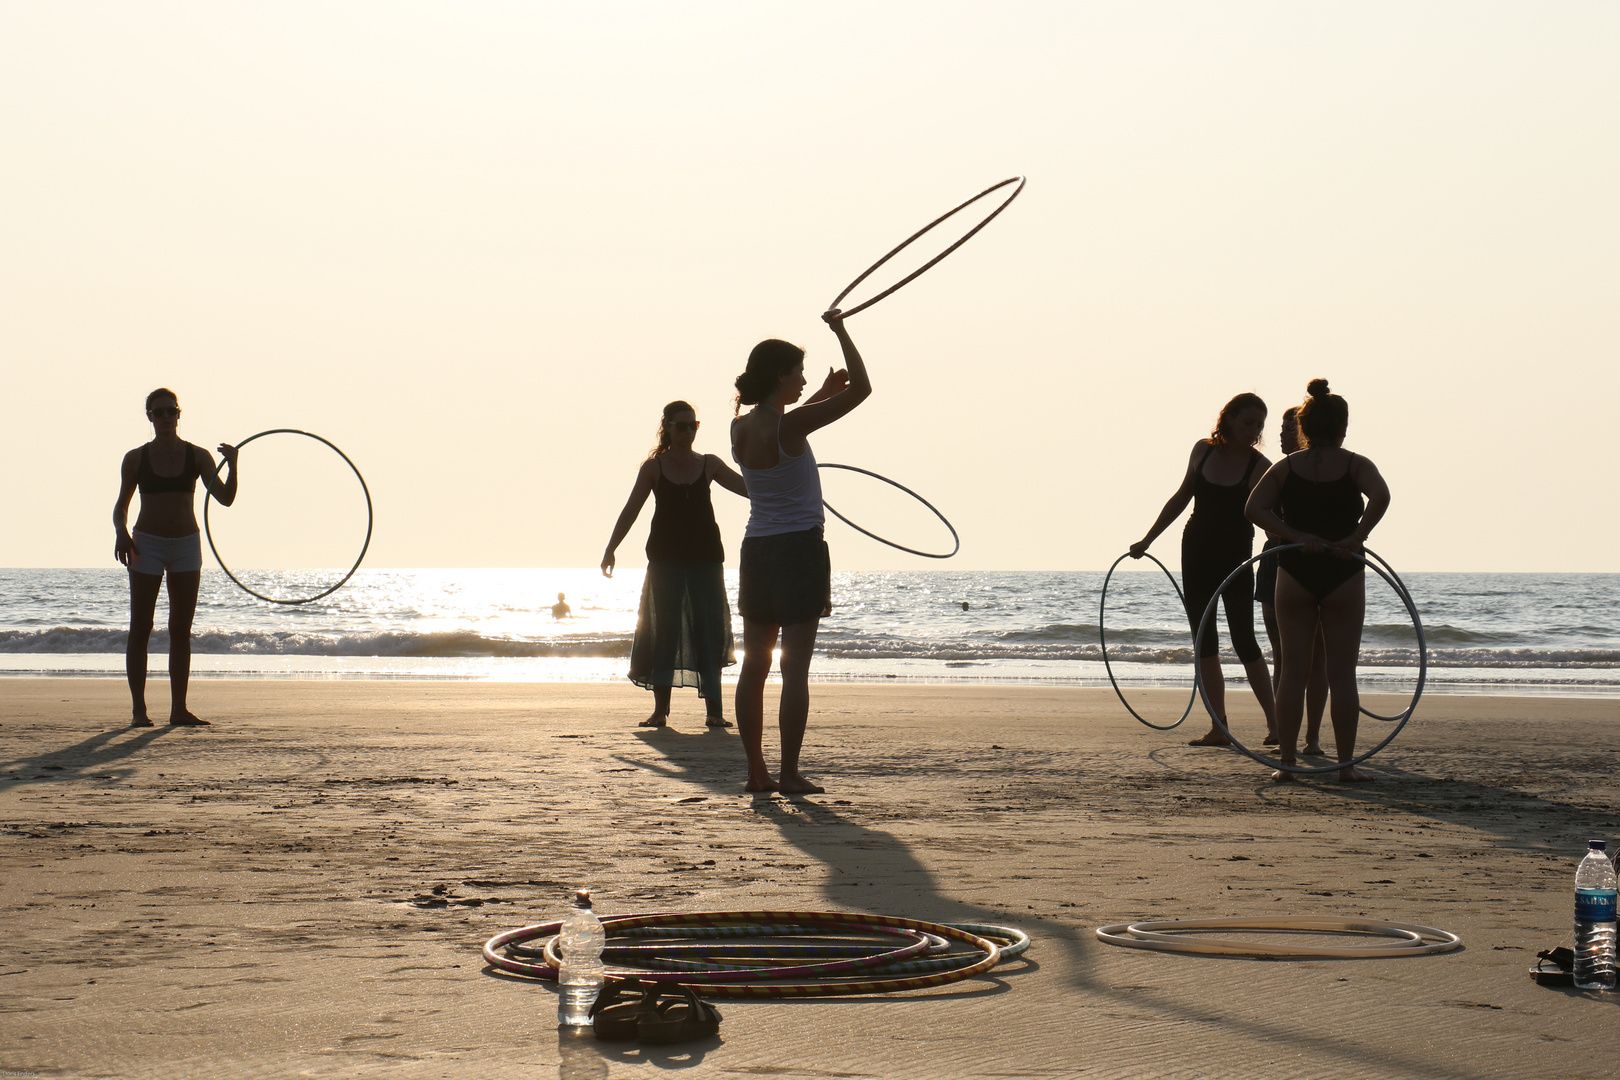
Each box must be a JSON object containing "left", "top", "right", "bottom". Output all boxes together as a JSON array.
[{"left": 1095, "top": 916, "right": 1462, "bottom": 959}]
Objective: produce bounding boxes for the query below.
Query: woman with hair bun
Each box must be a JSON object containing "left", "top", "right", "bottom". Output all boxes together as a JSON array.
[
  {"left": 729, "top": 311, "right": 870, "bottom": 793},
  {"left": 1246, "top": 378, "right": 1391, "bottom": 782},
  {"left": 113, "top": 388, "right": 238, "bottom": 727},
  {"left": 602, "top": 400, "right": 748, "bottom": 729},
  {"left": 1130, "top": 393, "right": 1278, "bottom": 748}
]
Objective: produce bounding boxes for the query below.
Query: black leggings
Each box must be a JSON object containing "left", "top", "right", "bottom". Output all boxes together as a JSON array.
[{"left": 1181, "top": 549, "right": 1263, "bottom": 663}]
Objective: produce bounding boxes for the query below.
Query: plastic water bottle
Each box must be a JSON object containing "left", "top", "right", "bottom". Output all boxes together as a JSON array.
[
  {"left": 556, "top": 888, "right": 606, "bottom": 1025},
  {"left": 1574, "top": 840, "right": 1617, "bottom": 990}
]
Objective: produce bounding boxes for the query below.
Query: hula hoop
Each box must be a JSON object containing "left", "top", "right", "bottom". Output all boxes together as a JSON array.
[
  {"left": 202, "top": 429, "right": 374, "bottom": 605},
  {"left": 818, "top": 463, "right": 960, "bottom": 559},
  {"left": 1098, "top": 552, "right": 1198, "bottom": 731},
  {"left": 1095, "top": 916, "right": 1461, "bottom": 959},
  {"left": 483, "top": 910, "right": 1030, "bottom": 999},
  {"left": 1194, "top": 544, "right": 1426, "bottom": 775},
  {"left": 827, "top": 176, "right": 1026, "bottom": 319},
  {"left": 1355, "top": 547, "right": 1421, "bottom": 723}
]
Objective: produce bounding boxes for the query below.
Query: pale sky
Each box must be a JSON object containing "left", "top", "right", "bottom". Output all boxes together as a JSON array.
[{"left": 4, "top": 2, "right": 1616, "bottom": 572}]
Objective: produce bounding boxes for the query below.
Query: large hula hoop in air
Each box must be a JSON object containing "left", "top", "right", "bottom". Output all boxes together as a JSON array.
[
  {"left": 1098, "top": 552, "right": 1198, "bottom": 731},
  {"left": 203, "top": 429, "right": 374, "bottom": 605},
  {"left": 818, "top": 463, "right": 960, "bottom": 559},
  {"left": 1194, "top": 544, "right": 1426, "bottom": 776},
  {"left": 827, "top": 176, "right": 1026, "bottom": 319}
]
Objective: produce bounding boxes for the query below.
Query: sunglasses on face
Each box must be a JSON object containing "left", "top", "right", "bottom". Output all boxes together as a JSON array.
[
  {"left": 671, "top": 420, "right": 699, "bottom": 433},
  {"left": 149, "top": 407, "right": 181, "bottom": 419}
]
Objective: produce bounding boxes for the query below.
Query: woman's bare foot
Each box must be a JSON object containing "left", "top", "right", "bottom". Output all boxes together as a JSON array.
[
  {"left": 638, "top": 713, "right": 668, "bottom": 728},
  {"left": 169, "top": 712, "right": 210, "bottom": 727},
  {"left": 1262, "top": 732, "right": 1280, "bottom": 746},
  {"left": 1302, "top": 743, "right": 1326, "bottom": 756},
  {"left": 1337, "top": 765, "right": 1375, "bottom": 783},
  {"left": 1270, "top": 763, "right": 1299, "bottom": 782},
  {"left": 744, "top": 774, "right": 780, "bottom": 792},
  {"left": 1188, "top": 729, "right": 1232, "bottom": 747},
  {"left": 705, "top": 715, "right": 732, "bottom": 729},
  {"left": 131, "top": 713, "right": 153, "bottom": 728},
  {"left": 778, "top": 772, "right": 824, "bottom": 795}
]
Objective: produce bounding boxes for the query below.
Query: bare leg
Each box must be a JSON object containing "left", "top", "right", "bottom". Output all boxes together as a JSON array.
[
  {"left": 1302, "top": 627, "right": 1329, "bottom": 754},
  {"left": 775, "top": 619, "right": 823, "bottom": 794},
  {"left": 1318, "top": 572, "right": 1372, "bottom": 782},
  {"left": 1261, "top": 601, "right": 1282, "bottom": 743},
  {"left": 1188, "top": 656, "right": 1231, "bottom": 745},
  {"left": 1242, "top": 656, "right": 1278, "bottom": 744},
  {"left": 1269, "top": 570, "right": 1321, "bottom": 781},
  {"left": 736, "top": 619, "right": 779, "bottom": 791},
  {"left": 127, "top": 570, "right": 162, "bottom": 726},
  {"left": 165, "top": 570, "right": 207, "bottom": 725},
  {"left": 641, "top": 685, "right": 672, "bottom": 727}
]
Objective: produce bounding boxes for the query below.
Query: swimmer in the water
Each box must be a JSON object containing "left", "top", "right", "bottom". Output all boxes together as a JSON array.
[
  {"left": 551, "top": 592, "right": 571, "bottom": 619},
  {"left": 113, "top": 388, "right": 238, "bottom": 727}
]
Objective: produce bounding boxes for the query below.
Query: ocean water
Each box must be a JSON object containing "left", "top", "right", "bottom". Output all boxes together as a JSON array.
[{"left": 1, "top": 568, "right": 1616, "bottom": 696}]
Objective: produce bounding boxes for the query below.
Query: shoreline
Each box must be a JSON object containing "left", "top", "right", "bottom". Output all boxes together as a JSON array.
[{"left": 4, "top": 679, "right": 1618, "bottom": 1078}]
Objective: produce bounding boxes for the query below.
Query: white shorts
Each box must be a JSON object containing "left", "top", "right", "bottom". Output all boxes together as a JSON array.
[{"left": 130, "top": 531, "right": 203, "bottom": 575}]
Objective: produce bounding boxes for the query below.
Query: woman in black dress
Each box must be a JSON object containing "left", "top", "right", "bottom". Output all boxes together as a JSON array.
[
  {"left": 602, "top": 401, "right": 748, "bottom": 729},
  {"left": 1247, "top": 379, "right": 1390, "bottom": 782},
  {"left": 1131, "top": 393, "right": 1278, "bottom": 747},
  {"left": 113, "top": 388, "right": 238, "bottom": 727}
]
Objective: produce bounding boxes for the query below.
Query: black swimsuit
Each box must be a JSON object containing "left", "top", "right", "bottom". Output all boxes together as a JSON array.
[
  {"left": 1180, "top": 445, "right": 1264, "bottom": 663},
  {"left": 137, "top": 443, "right": 200, "bottom": 494},
  {"left": 1276, "top": 453, "right": 1365, "bottom": 601}
]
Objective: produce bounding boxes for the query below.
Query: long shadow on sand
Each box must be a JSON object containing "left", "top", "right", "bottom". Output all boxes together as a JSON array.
[{"left": 0, "top": 724, "right": 176, "bottom": 795}]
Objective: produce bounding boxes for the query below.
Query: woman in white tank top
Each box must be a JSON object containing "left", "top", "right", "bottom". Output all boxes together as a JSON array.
[{"left": 729, "top": 310, "right": 871, "bottom": 794}]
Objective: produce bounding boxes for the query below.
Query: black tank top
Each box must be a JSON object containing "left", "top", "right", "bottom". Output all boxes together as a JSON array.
[
  {"left": 1183, "top": 445, "right": 1260, "bottom": 551},
  {"left": 137, "top": 442, "right": 200, "bottom": 495},
  {"left": 1280, "top": 453, "right": 1364, "bottom": 543},
  {"left": 645, "top": 457, "right": 724, "bottom": 563}
]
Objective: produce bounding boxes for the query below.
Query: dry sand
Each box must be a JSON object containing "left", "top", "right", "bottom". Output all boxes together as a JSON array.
[{"left": 2, "top": 678, "right": 1618, "bottom": 1079}]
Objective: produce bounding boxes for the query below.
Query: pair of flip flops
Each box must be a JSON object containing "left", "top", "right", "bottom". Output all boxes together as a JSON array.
[{"left": 589, "top": 977, "right": 722, "bottom": 1043}]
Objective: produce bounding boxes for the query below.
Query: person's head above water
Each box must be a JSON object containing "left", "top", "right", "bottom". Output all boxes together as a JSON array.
[
  {"left": 650, "top": 400, "right": 699, "bottom": 457},
  {"left": 734, "top": 339, "right": 806, "bottom": 414},
  {"left": 1297, "top": 378, "right": 1348, "bottom": 448},
  {"left": 1280, "top": 406, "right": 1302, "bottom": 455},
  {"left": 1210, "top": 392, "right": 1267, "bottom": 448}
]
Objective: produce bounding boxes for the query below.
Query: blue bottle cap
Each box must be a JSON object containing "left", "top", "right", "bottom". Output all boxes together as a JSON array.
[{"left": 1591, "top": 841, "right": 1607, "bottom": 852}]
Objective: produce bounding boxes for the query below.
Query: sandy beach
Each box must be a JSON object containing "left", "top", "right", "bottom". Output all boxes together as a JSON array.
[{"left": 2, "top": 678, "right": 1617, "bottom": 1079}]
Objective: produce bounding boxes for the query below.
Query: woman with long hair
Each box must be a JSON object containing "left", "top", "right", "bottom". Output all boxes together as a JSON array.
[
  {"left": 1131, "top": 393, "right": 1278, "bottom": 747},
  {"left": 1246, "top": 378, "right": 1390, "bottom": 782},
  {"left": 113, "top": 388, "right": 237, "bottom": 727},
  {"left": 602, "top": 401, "right": 747, "bottom": 729},
  {"left": 729, "top": 311, "right": 869, "bottom": 793}
]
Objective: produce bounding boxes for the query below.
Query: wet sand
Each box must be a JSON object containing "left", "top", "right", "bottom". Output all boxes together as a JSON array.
[{"left": 2, "top": 678, "right": 1617, "bottom": 1079}]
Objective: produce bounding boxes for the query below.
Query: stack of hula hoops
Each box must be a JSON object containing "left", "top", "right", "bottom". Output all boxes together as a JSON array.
[{"left": 484, "top": 909, "right": 1030, "bottom": 998}]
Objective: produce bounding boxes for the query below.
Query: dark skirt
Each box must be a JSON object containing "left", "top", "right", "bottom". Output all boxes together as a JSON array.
[
  {"left": 628, "top": 561, "right": 735, "bottom": 700},
  {"left": 737, "top": 527, "right": 831, "bottom": 626}
]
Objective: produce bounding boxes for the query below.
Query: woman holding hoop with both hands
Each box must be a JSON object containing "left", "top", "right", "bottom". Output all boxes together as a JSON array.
[
  {"left": 113, "top": 388, "right": 238, "bottom": 727},
  {"left": 1246, "top": 379, "right": 1390, "bottom": 783},
  {"left": 602, "top": 401, "right": 748, "bottom": 730},
  {"left": 730, "top": 311, "right": 870, "bottom": 794},
  {"left": 1130, "top": 394, "right": 1279, "bottom": 748}
]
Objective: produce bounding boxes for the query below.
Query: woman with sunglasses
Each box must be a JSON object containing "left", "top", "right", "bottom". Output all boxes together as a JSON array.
[
  {"left": 603, "top": 401, "right": 748, "bottom": 729},
  {"left": 113, "top": 388, "right": 238, "bottom": 727},
  {"left": 729, "top": 311, "right": 869, "bottom": 794}
]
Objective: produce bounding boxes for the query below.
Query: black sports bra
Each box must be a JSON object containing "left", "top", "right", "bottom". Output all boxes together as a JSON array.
[{"left": 138, "top": 443, "right": 200, "bottom": 495}]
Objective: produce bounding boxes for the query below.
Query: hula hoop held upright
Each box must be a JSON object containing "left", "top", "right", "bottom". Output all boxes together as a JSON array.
[
  {"left": 112, "top": 388, "right": 239, "bottom": 728},
  {"left": 1245, "top": 379, "right": 1391, "bottom": 783},
  {"left": 730, "top": 312, "right": 871, "bottom": 794}
]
